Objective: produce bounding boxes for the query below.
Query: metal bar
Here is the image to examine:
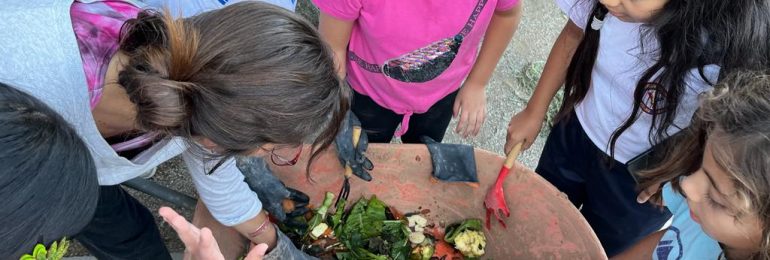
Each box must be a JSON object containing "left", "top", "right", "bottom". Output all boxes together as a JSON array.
[{"left": 123, "top": 178, "right": 197, "bottom": 210}]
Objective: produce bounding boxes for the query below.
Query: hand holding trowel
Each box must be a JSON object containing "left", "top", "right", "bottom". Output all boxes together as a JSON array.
[
  {"left": 483, "top": 142, "right": 523, "bottom": 230},
  {"left": 334, "top": 111, "right": 373, "bottom": 206}
]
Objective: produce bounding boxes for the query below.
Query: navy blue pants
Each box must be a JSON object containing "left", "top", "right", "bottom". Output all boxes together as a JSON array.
[
  {"left": 72, "top": 136, "right": 171, "bottom": 259},
  {"left": 535, "top": 113, "right": 671, "bottom": 257},
  {"left": 352, "top": 89, "right": 458, "bottom": 144}
]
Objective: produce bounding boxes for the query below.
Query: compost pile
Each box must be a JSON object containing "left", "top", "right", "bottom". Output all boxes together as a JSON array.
[{"left": 279, "top": 192, "right": 487, "bottom": 260}]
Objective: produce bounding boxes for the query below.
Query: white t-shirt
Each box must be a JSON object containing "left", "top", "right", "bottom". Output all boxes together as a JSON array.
[
  {"left": 556, "top": 0, "right": 720, "bottom": 163},
  {"left": 141, "top": 0, "right": 296, "bottom": 16}
]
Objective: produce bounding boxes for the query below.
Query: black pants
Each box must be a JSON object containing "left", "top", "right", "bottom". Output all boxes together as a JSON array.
[
  {"left": 535, "top": 113, "right": 671, "bottom": 257},
  {"left": 74, "top": 185, "right": 172, "bottom": 260},
  {"left": 352, "top": 89, "right": 458, "bottom": 143}
]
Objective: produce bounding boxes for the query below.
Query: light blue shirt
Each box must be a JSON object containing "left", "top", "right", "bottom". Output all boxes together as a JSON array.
[{"left": 653, "top": 183, "right": 722, "bottom": 260}]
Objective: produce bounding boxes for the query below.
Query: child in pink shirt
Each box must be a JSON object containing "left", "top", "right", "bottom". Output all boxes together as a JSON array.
[{"left": 315, "top": 0, "right": 522, "bottom": 143}]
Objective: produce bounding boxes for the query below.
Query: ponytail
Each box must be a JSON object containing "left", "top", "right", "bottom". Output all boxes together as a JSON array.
[{"left": 556, "top": 2, "right": 607, "bottom": 123}]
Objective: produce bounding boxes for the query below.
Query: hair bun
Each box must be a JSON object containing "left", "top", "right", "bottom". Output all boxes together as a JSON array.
[
  {"left": 118, "top": 9, "right": 203, "bottom": 133},
  {"left": 119, "top": 60, "right": 193, "bottom": 133},
  {"left": 119, "top": 10, "right": 166, "bottom": 53}
]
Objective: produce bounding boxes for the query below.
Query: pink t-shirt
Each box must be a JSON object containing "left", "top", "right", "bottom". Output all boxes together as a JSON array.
[
  {"left": 314, "top": 0, "right": 519, "bottom": 136},
  {"left": 71, "top": 0, "right": 141, "bottom": 109},
  {"left": 71, "top": 0, "right": 159, "bottom": 152}
]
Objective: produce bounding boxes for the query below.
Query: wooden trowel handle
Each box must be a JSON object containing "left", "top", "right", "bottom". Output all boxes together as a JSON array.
[
  {"left": 503, "top": 142, "right": 523, "bottom": 169},
  {"left": 352, "top": 127, "right": 362, "bottom": 147}
]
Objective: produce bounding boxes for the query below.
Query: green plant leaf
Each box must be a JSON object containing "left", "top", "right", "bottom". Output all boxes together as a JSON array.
[
  {"left": 331, "top": 198, "right": 346, "bottom": 232},
  {"left": 340, "top": 198, "right": 368, "bottom": 238},
  {"left": 305, "top": 192, "right": 335, "bottom": 239},
  {"left": 54, "top": 238, "right": 70, "bottom": 260},
  {"left": 444, "top": 219, "right": 483, "bottom": 243},
  {"left": 360, "top": 196, "right": 387, "bottom": 239},
  {"left": 352, "top": 247, "right": 388, "bottom": 260},
  {"left": 335, "top": 251, "right": 352, "bottom": 260},
  {"left": 46, "top": 241, "right": 58, "bottom": 259},
  {"left": 340, "top": 198, "right": 369, "bottom": 249},
  {"left": 20, "top": 238, "right": 69, "bottom": 260},
  {"left": 32, "top": 244, "right": 47, "bottom": 260},
  {"left": 332, "top": 196, "right": 412, "bottom": 260},
  {"left": 382, "top": 220, "right": 410, "bottom": 260}
]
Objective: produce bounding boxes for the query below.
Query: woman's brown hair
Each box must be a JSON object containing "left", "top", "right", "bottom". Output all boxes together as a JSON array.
[
  {"left": 117, "top": 2, "right": 349, "bottom": 171},
  {"left": 638, "top": 71, "right": 770, "bottom": 259}
]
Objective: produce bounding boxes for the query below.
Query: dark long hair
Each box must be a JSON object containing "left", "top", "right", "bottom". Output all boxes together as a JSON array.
[
  {"left": 558, "top": 0, "right": 770, "bottom": 158},
  {"left": 118, "top": 2, "right": 349, "bottom": 172},
  {"left": 0, "top": 83, "right": 99, "bottom": 258}
]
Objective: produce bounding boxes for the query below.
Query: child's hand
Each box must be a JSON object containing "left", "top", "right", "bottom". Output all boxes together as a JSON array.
[
  {"left": 636, "top": 183, "right": 664, "bottom": 206},
  {"left": 159, "top": 207, "right": 268, "bottom": 260},
  {"left": 244, "top": 243, "right": 269, "bottom": 260},
  {"left": 453, "top": 83, "right": 487, "bottom": 138},
  {"left": 504, "top": 108, "right": 545, "bottom": 154}
]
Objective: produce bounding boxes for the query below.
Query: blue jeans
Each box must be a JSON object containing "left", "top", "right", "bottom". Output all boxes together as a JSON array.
[{"left": 536, "top": 113, "right": 672, "bottom": 257}]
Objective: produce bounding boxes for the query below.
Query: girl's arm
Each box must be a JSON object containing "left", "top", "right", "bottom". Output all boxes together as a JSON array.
[
  {"left": 318, "top": 12, "right": 354, "bottom": 79},
  {"left": 504, "top": 19, "right": 583, "bottom": 153},
  {"left": 233, "top": 212, "right": 315, "bottom": 259},
  {"left": 611, "top": 230, "right": 666, "bottom": 260},
  {"left": 234, "top": 211, "right": 278, "bottom": 249},
  {"left": 464, "top": 5, "right": 523, "bottom": 89},
  {"left": 454, "top": 4, "right": 523, "bottom": 138},
  {"left": 160, "top": 207, "right": 269, "bottom": 260},
  {"left": 181, "top": 149, "right": 283, "bottom": 255}
]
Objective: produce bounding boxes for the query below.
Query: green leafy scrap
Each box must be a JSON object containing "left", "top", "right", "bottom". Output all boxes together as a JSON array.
[
  {"left": 331, "top": 198, "right": 347, "bottom": 232},
  {"left": 284, "top": 194, "right": 421, "bottom": 260},
  {"left": 306, "top": 192, "right": 335, "bottom": 239},
  {"left": 361, "top": 196, "right": 387, "bottom": 238},
  {"left": 444, "top": 219, "right": 483, "bottom": 243},
  {"left": 381, "top": 220, "right": 410, "bottom": 260},
  {"left": 337, "top": 196, "right": 409, "bottom": 260},
  {"left": 19, "top": 238, "right": 70, "bottom": 260},
  {"left": 339, "top": 198, "right": 369, "bottom": 249},
  {"left": 352, "top": 247, "right": 388, "bottom": 260}
]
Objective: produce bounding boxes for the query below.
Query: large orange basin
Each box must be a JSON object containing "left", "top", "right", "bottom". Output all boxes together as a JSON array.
[{"left": 269, "top": 144, "right": 606, "bottom": 259}]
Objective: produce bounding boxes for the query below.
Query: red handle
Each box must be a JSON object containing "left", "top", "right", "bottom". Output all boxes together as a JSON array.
[{"left": 494, "top": 142, "right": 523, "bottom": 186}]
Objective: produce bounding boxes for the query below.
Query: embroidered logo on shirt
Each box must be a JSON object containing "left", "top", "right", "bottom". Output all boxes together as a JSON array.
[
  {"left": 348, "top": 0, "right": 488, "bottom": 83},
  {"left": 640, "top": 83, "right": 668, "bottom": 115},
  {"left": 656, "top": 226, "right": 683, "bottom": 260}
]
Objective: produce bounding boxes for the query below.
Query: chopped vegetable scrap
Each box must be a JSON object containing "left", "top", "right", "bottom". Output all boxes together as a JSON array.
[
  {"left": 444, "top": 219, "right": 487, "bottom": 259},
  {"left": 278, "top": 192, "right": 486, "bottom": 260}
]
